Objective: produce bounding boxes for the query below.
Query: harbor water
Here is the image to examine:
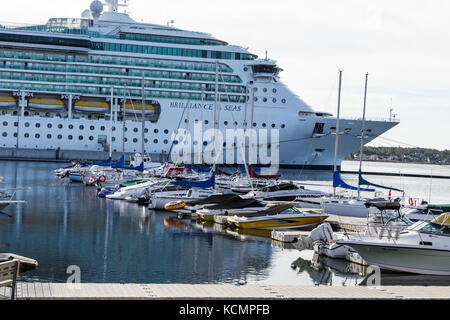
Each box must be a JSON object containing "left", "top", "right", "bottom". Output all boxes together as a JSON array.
[{"left": 1, "top": 160, "right": 450, "bottom": 286}]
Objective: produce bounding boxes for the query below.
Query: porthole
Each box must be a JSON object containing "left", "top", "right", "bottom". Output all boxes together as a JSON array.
[
  {"left": 273, "top": 89, "right": 277, "bottom": 93},
  {"left": 25, "top": 122, "right": 30, "bottom": 128},
  {"left": 243, "top": 67, "right": 248, "bottom": 72},
  {"left": 153, "top": 139, "right": 158, "bottom": 144},
  {"left": 57, "top": 135, "right": 62, "bottom": 140},
  {"left": 112, "top": 126, "right": 116, "bottom": 131},
  {"left": 282, "top": 99, "right": 286, "bottom": 104},
  {"left": 224, "top": 121, "right": 228, "bottom": 126},
  {"left": 263, "top": 98, "right": 267, "bottom": 102},
  {"left": 2, "top": 121, "right": 7, "bottom": 126},
  {"left": 100, "top": 126, "right": 105, "bottom": 131},
  {"left": 233, "top": 121, "right": 238, "bottom": 126},
  {"left": 24, "top": 133, "right": 29, "bottom": 138},
  {"left": 144, "top": 128, "right": 149, "bottom": 133},
  {"left": 35, "top": 123, "right": 40, "bottom": 128},
  {"left": 79, "top": 125, "right": 84, "bottom": 130},
  {"left": 14, "top": 122, "right": 18, "bottom": 127},
  {"left": 204, "top": 120, "right": 209, "bottom": 125},
  {"left": 164, "top": 139, "right": 169, "bottom": 144},
  {"left": 254, "top": 88, "right": 258, "bottom": 92},
  {"left": 154, "top": 129, "right": 159, "bottom": 134},
  {"left": 47, "top": 124, "right": 52, "bottom": 129},
  {"left": 58, "top": 124, "right": 63, "bottom": 129},
  {"left": 35, "top": 134, "right": 40, "bottom": 139},
  {"left": 2, "top": 132, "right": 7, "bottom": 137},
  {"left": 281, "top": 124, "right": 285, "bottom": 129},
  {"left": 68, "top": 135, "right": 73, "bottom": 140},
  {"left": 253, "top": 123, "right": 257, "bottom": 127},
  {"left": 47, "top": 134, "right": 51, "bottom": 139},
  {"left": 262, "top": 123, "right": 267, "bottom": 128},
  {"left": 133, "top": 128, "right": 138, "bottom": 133},
  {"left": 254, "top": 97, "right": 258, "bottom": 102},
  {"left": 124, "top": 127, "right": 128, "bottom": 132},
  {"left": 68, "top": 124, "right": 73, "bottom": 129},
  {"left": 272, "top": 124, "right": 276, "bottom": 128},
  {"left": 263, "top": 88, "right": 268, "bottom": 93},
  {"left": 164, "top": 129, "right": 169, "bottom": 134},
  {"left": 78, "top": 136, "right": 83, "bottom": 140},
  {"left": 13, "top": 133, "right": 17, "bottom": 138},
  {"left": 272, "top": 98, "right": 277, "bottom": 103},
  {"left": 124, "top": 138, "right": 128, "bottom": 142},
  {"left": 90, "top": 126, "right": 95, "bottom": 130},
  {"left": 112, "top": 137, "right": 116, "bottom": 142},
  {"left": 144, "top": 139, "right": 148, "bottom": 143},
  {"left": 133, "top": 138, "right": 138, "bottom": 143},
  {"left": 89, "top": 136, "right": 94, "bottom": 141},
  {"left": 203, "top": 141, "right": 208, "bottom": 146}
]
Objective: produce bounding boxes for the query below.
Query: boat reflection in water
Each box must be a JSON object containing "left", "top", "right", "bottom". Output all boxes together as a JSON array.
[
  {"left": 359, "top": 272, "right": 450, "bottom": 287},
  {"left": 290, "top": 253, "right": 371, "bottom": 286}
]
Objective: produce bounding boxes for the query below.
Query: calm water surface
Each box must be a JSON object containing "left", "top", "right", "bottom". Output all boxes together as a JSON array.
[{"left": 1, "top": 160, "right": 449, "bottom": 286}]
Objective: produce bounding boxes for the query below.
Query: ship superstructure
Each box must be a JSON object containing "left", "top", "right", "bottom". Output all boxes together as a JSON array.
[{"left": 0, "top": 0, "right": 398, "bottom": 169}]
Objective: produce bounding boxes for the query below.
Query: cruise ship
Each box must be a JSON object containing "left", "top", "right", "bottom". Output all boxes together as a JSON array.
[{"left": 0, "top": 0, "right": 399, "bottom": 169}]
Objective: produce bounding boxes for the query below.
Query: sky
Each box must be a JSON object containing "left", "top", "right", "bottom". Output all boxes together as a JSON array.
[{"left": 1, "top": 0, "right": 450, "bottom": 150}]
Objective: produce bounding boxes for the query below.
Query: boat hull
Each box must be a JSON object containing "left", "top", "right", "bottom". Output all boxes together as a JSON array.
[
  {"left": 229, "top": 215, "right": 328, "bottom": 230},
  {"left": 342, "top": 242, "right": 450, "bottom": 275}
]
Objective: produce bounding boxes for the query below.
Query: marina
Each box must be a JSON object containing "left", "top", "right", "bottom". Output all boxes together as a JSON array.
[{"left": 0, "top": 0, "right": 449, "bottom": 305}]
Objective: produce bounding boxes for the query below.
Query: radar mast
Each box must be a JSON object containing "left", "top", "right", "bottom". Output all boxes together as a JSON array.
[{"left": 104, "top": 0, "right": 130, "bottom": 13}]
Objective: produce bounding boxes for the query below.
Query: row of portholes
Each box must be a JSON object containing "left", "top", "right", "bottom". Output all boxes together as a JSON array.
[
  {"left": 17, "top": 132, "right": 169, "bottom": 145},
  {"left": 177, "top": 140, "right": 278, "bottom": 149},
  {"left": 254, "top": 97, "right": 286, "bottom": 104},
  {"left": 183, "top": 119, "right": 286, "bottom": 129}
]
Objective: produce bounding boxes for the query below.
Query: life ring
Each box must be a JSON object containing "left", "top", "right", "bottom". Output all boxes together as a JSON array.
[
  {"left": 409, "top": 198, "right": 414, "bottom": 206},
  {"left": 164, "top": 200, "right": 186, "bottom": 211},
  {"left": 98, "top": 175, "right": 107, "bottom": 183}
]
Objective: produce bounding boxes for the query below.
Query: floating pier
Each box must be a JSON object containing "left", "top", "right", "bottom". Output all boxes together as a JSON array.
[{"left": 1, "top": 282, "right": 449, "bottom": 300}]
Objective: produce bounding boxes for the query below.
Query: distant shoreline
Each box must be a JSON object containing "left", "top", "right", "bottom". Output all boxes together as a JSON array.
[{"left": 344, "top": 159, "right": 450, "bottom": 166}]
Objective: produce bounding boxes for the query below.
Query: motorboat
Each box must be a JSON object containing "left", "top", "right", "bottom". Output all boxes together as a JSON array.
[
  {"left": 311, "top": 201, "right": 413, "bottom": 259},
  {"left": 196, "top": 196, "right": 266, "bottom": 222},
  {"left": 246, "top": 182, "right": 329, "bottom": 204},
  {"left": 338, "top": 212, "right": 450, "bottom": 275},
  {"left": 0, "top": 253, "right": 38, "bottom": 273},
  {"left": 321, "top": 194, "right": 391, "bottom": 218},
  {"left": 149, "top": 188, "right": 220, "bottom": 210},
  {"left": 402, "top": 202, "right": 450, "bottom": 222},
  {"left": 225, "top": 204, "right": 329, "bottom": 230}
]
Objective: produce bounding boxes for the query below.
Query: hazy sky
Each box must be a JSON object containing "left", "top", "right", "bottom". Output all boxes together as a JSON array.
[{"left": 1, "top": 0, "right": 449, "bottom": 150}]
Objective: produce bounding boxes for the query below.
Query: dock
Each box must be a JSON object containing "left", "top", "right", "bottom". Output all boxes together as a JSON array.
[{"left": 1, "top": 282, "right": 449, "bottom": 300}]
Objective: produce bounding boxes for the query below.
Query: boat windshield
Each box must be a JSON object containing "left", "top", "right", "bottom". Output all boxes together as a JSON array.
[
  {"left": 419, "top": 222, "right": 450, "bottom": 236},
  {"left": 281, "top": 206, "right": 302, "bottom": 215}
]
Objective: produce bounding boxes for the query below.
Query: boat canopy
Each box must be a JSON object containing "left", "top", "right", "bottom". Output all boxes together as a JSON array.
[
  {"left": 206, "top": 196, "right": 265, "bottom": 210},
  {"left": 364, "top": 201, "right": 401, "bottom": 211},
  {"left": 236, "top": 204, "right": 296, "bottom": 218},
  {"left": 262, "top": 183, "right": 299, "bottom": 192},
  {"left": 431, "top": 212, "right": 450, "bottom": 226},
  {"left": 186, "top": 194, "right": 239, "bottom": 206},
  {"left": 171, "top": 172, "right": 215, "bottom": 189},
  {"left": 333, "top": 171, "right": 375, "bottom": 192},
  {"left": 358, "top": 171, "right": 404, "bottom": 193}
]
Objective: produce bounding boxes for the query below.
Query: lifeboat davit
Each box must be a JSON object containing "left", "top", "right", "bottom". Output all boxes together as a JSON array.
[
  {"left": 74, "top": 101, "right": 110, "bottom": 113},
  {"left": 29, "top": 98, "right": 65, "bottom": 110},
  {"left": 0, "top": 96, "right": 17, "bottom": 108},
  {"left": 122, "top": 103, "right": 155, "bottom": 115}
]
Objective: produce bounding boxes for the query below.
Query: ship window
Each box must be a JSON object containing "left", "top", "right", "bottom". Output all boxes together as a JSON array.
[
  {"left": 78, "top": 136, "right": 83, "bottom": 140},
  {"left": 272, "top": 124, "right": 276, "bottom": 128},
  {"left": 57, "top": 135, "right": 62, "bottom": 140},
  {"left": 282, "top": 99, "right": 286, "bottom": 104},
  {"left": 36, "top": 123, "right": 40, "bottom": 128},
  {"left": 90, "top": 126, "right": 95, "bottom": 130},
  {"left": 262, "top": 123, "right": 267, "bottom": 128},
  {"left": 133, "top": 138, "right": 138, "bottom": 143},
  {"left": 164, "top": 139, "right": 168, "bottom": 144},
  {"left": 100, "top": 126, "right": 105, "bottom": 131},
  {"left": 263, "top": 88, "right": 268, "bottom": 93},
  {"left": 154, "top": 139, "right": 158, "bottom": 144},
  {"left": 164, "top": 129, "right": 169, "bottom": 134},
  {"left": 79, "top": 125, "right": 84, "bottom": 130},
  {"left": 2, "top": 132, "right": 7, "bottom": 137},
  {"left": 281, "top": 124, "right": 285, "bottom": 128},
  {"left": 58, "top": 124, "right": 63, "bottom": 129},
  {"left": 133, "top": 128, "right": 138, "bottom": 133},
  {"left": 2, "top": 121, "right": 7, "bottom": 126},
  {"left": 47, "top": 134, "right": 52, "bottom": 139},
  {"left": 263, "top": 98, "right": 267, "bottom": 102},
  {"left": 89, "top": 136, "right": 94, "bottom": 141},
  {"left": 47, "top": 124, "right": 52, "bottom": 129},
  {"left": 154, "top": 129, "right": 159, "bottom": 134},
  {"left": 69, "top": 125, "right": 74, "bottom": 129},
  {"left": 68, "top": 135, "right": 73, "bottom": 140},
  {"left": 35, "top": 134, "right": 40, "bottom": 139},
  {"left": 313, "top": 123, "right": 325, "bottom": 134},
  {"left": 273, "top": 89, "right": 277, "bottom": 93},
  {"left": 273, "top": 98, "right": 277, "bottom": 103},
  {"left": 24, "top": 133, "right": 29, "bottom": 138}
]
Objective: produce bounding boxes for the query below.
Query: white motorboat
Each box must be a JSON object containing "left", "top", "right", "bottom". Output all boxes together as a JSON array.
[
  {"left": 0, "top": 253, "right": 38, "bottom": 273},
  {"left": 338, "top": 212, "right": 450, "bottom": 275},
  {"left": 402, "top": 202, "right": 450, "bottom": 222},
  {"left": 321, "top": 195, "right": 391, "bottom": 218}
]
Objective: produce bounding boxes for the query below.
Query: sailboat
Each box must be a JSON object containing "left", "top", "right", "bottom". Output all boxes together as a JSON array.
[{"left": 322, "top": 72, "right": 402, "bottom": 218}]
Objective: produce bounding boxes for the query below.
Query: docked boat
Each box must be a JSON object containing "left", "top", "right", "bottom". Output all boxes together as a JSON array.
[
  {"left": 338, "top": 212, "right": 450, "bottom": 275},
  {"left": 196, "top": 196, "right": 266, "bottom": 222},
  {"left": 74, "top": 100, "right": 110, "bottom": 113},
  {"left": 0, "top": 253, "right": 38, "bottom": 273},
  {"left": 0, "top": 96, "right": 16, "bottom": 108},
  {"left": 28, "top": 98, "right": 65, "bottom": 110},
  {"left": 402, "top": 202, "right": 450, "bottom": 222},
  {"left": 226, "top": 204, "right": 329, "bottom": 230},
  {"left": 247, "top": 182, "right": 329, "bottom": 203},
  {"left": 150, "top": 188, "right": 220, "bottom": 210}
]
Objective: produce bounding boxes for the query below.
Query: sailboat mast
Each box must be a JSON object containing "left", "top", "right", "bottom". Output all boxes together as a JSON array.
[
  {"left": 333, "top": 70, "right": 343, "bottom": 196},
  {"left": 357, "top": 73, "right": 369, "bottom": 199},
  {"left": 141, "top": 70, "right": 145, "bottom": 156},
  {"left": 109, "top": 87, "right": 114, "bottom": 159}
]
